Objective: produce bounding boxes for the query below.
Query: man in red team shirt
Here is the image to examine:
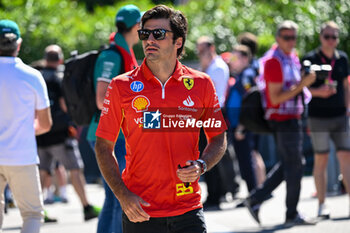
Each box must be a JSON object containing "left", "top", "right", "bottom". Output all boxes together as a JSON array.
[
  {"left": 244, "top": 20, "right": 317, "bottom": 226},
  {"left": 95, "top": 5, "right": 227, "bottom": 233}
]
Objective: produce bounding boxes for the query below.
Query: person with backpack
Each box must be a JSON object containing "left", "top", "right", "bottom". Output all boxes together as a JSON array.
[
  {"left": 86, "top": 4, "right": 141, "bottom": 233},
  {"left": 302, "top": 21, "right": 350, "bottom": 219},
  {"left": 36, "top": 44, "right": 100, "bottom": 221},
  {"left": 0, "top": 19, "right": 52, "bottom": 233},
  {"left": 243, "top": 20, "right": 317, "bottom": 226}
]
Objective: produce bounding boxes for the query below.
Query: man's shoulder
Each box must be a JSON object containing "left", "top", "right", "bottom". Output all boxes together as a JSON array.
[
  {"left": 112, "top": 67, "right": 141, "bottom": 83},
  {"left": 182, "top": 64, "right": 211, "bottom": 80},
  {"left": 97, "top": 48, "right": 122, "bottom": 63},
  {"left": 302, "top": 49, "right": 318, "bottom": 60},
  {"left": 265, "top": 57, "right": 281, "bottom": 67},
  {"left": 17, "top": 61, "right": 43, "bottom": 79},
  {"left": 209, "top": 57, "right": 229, "bottom": 72},
  {"left": 337, "top": 50, "right": 348, "bottom": 61}
]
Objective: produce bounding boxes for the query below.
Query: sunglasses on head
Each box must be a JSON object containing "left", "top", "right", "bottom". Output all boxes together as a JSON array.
[
  {"left": 323, "top": 34, "right": 338, "bottom": 40},
  {"left": 138, "top": 28, "right": 173, "bottom": 41},
  {"left": 280, "top": 35, "right": 297, "bottom": 41}
]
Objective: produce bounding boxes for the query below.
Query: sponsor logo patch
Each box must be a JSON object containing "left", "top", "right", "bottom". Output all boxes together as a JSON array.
[
  {"left": 183, "top": 77, "right": 194, "bottom": 90},
  {"left": 130, "top": 81, "right": 144, "bottom": 92},
  {"left": 143, "top": 110, "right": 161, "bottom": 129},
  {"left": 132, "top": 95, "right": 150, "bottom": 112},
  {"left": 183, "top": 96, "right": 194, "bottom": 107}
]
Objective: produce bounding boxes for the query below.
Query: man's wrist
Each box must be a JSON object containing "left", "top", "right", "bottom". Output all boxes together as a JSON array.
[{"left": 196, "top": 159, "right": 207, "bottom": 175}]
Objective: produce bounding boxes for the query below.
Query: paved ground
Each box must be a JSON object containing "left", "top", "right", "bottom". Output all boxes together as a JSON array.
[{"left": 2, "top": 176, "right": 350, "bottom": 233}]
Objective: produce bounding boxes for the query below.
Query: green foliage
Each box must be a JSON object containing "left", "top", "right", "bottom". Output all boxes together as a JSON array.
[
  {"left": 180, "top": 0, "right": 350, "bottom": 60},
  {"left": 0, "top": 0, "right": 349, "bottom": 63},
  {"left": 0, "top": 0, "right": 153, "bottom": 63}
]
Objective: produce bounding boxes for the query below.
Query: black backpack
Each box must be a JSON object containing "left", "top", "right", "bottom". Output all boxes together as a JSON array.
[
  {"left": 62, "top": 46, "right": 120, "bottom": 126},
  {"left": 239, "top": 87, "right": 272, "bottom": 133}
]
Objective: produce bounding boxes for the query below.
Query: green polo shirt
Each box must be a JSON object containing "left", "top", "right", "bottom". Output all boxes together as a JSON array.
[{"left": 86, "top": 33, "right": 129, "bottom": 141}]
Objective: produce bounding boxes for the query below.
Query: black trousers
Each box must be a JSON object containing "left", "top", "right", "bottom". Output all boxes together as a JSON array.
[
  {"left": 250, "top": 119, "right": 304, "bottom": 219},
  {"left": 122, "top": 208, "right": 207, "bottom": 233}
]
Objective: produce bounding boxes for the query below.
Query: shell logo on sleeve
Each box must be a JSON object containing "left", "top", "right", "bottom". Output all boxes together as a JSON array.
[{"left": 132, "top": 95, "right": 150, "bottom": 112}]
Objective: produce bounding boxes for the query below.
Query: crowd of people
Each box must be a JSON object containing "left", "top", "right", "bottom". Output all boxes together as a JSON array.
[{"left": 0, "top": 3, "right": 349, "bottom": 233}]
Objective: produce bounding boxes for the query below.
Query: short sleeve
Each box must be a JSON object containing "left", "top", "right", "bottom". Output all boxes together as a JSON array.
[
  {"left": 94, "top": 50, "right": 122, "bottom": 84},
  {"left": 35, "top": 73, "right": 50, "bottom": 110},
  {"left": 264, "top": 58, "right": 283, "bottom": 83},
  {"left": 201, "top": 78, "right": 227, "bottom": 139},
  {"left": 96, "top": 79, "right": 123, "bottom": 142}
]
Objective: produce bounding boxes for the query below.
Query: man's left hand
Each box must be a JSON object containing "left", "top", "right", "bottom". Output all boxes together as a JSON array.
[{"left": 176, "top": 160, "right": 201, "bottom": 183}]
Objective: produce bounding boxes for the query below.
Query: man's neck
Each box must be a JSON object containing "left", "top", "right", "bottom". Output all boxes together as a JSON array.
[
  {"left": 124, "top": 34, "right": 135, "bottom": 51},
  {"left": 278, "top": 47, "right": 292, "bottom": 56},
  {"left": 146, "top": 58, "right": 177, "bottom": 84},
  {"left": 321, "top": 46, "right": 335, "bottom": 59}
]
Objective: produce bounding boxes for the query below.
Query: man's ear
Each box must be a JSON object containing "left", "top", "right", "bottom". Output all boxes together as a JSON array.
[
  {"left": 175, "top": 37, "right": 183, "bottom": 49},
  {"left": 17, "top": 38, "right": 22, "bottom": 53}
]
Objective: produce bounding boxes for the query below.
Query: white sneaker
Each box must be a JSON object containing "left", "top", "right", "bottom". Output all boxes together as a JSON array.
[{"left": 318, "top": 203, "right": 330, "bottom": 219}]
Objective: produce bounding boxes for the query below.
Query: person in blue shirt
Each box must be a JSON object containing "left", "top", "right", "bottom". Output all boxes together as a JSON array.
[{"left": 225, "top": 45, "right": 258, "bottom": 193}]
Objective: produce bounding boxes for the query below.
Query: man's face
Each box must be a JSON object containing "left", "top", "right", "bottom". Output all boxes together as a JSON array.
[
  {"left": 320, "top": 27, "right": 339, "bottom": 50},
  {"left": 276, "top": 29, "right": 297, "bottom": 54},
  {"left": 196, "top": 42, "right": 211, "bottom": 68},
  {"left": 229, "top": 52, "right": 247, "bottom": 74},
  {"left": 141, "top": 18, "right": 181, "bottom": 62}
]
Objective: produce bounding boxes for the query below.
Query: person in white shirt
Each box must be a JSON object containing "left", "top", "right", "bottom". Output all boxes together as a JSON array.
[
  {"left": 0, "top": 19, "right": 52, "bottom": 232},
  {"left": 196, "top": 36, "right": 236, "bottom": 210},
  {"left": 197, "top": 36, "right": 229, "bottom": 107}
]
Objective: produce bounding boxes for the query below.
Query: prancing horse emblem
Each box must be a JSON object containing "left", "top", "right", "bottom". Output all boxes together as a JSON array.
[{"left": 183, "top": 77, "right": 194, "bottom": 90}]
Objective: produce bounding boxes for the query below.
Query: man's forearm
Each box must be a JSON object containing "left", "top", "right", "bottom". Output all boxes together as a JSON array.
[
  {"left": 200, "top": 132, "right": 227, "bottom": 171},
  {"left": 270, "top": 83, "right": 304, "bottom": 106},
  {"left": 95, "top": 137, "right": 129, "bottom": 200}
]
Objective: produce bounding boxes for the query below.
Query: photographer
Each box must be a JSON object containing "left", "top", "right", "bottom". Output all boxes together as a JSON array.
[{"left": 302, "top": 21, "right": 350, "bottom": 219}]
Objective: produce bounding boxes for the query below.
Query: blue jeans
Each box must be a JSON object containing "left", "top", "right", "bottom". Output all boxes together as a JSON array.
[
  {"left": 249, "top": 119, "right": 305, "bottom": 219},
  {"left": 89, "top": 138, "right": 126, "bottom": 233}
]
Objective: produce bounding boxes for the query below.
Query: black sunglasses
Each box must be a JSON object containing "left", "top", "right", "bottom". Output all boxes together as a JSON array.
[
  {"left": 280, "top": 35, "right": 297, "bottom": 41},
  {"left": 138, "top": 29, "right": 172, "bottom": 41},
  {"left": 323, "top": 34, "right": 338, "bottom": 40}
]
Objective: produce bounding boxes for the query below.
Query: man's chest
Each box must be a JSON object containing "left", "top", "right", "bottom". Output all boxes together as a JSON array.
[{"left": 119, "top": 78, "right": 207, "bottom": 130}]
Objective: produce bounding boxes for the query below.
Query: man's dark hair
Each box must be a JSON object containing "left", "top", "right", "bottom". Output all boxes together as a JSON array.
[
  {"left": 141, "top": 5, "right": 188, "bottom": 58},
  {"left": 237, "top": 32, "right": 258, "bottom": 56},
  {"left": 0, "top": 33, "right": 18, "bottom": 56},
  {"left": 45, "top": 51, "right": 60, "bottom": 62},
  {"left": 116, "top": 21, "right": 134, "bottom": 34}
]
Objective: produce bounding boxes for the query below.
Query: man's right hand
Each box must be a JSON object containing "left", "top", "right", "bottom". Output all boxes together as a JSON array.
[{"left": 119, "top": 190, "right": 151, "bottom": 223}]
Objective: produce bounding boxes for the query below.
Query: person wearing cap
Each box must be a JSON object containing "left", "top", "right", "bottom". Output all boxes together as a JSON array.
[
  {"left": 95, "top": 5, "right": 227, "bottom": 233},
  {"left": 86, "top": 4, "right": 141, "bottom": 233},
  {"left": 0, "top": 19, "right": 52, "bottom": 232}
]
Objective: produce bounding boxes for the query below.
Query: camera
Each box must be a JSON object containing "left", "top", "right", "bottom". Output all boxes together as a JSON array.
[{"left": 302, "top": 60, "right": 332, "bottom": 80}]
